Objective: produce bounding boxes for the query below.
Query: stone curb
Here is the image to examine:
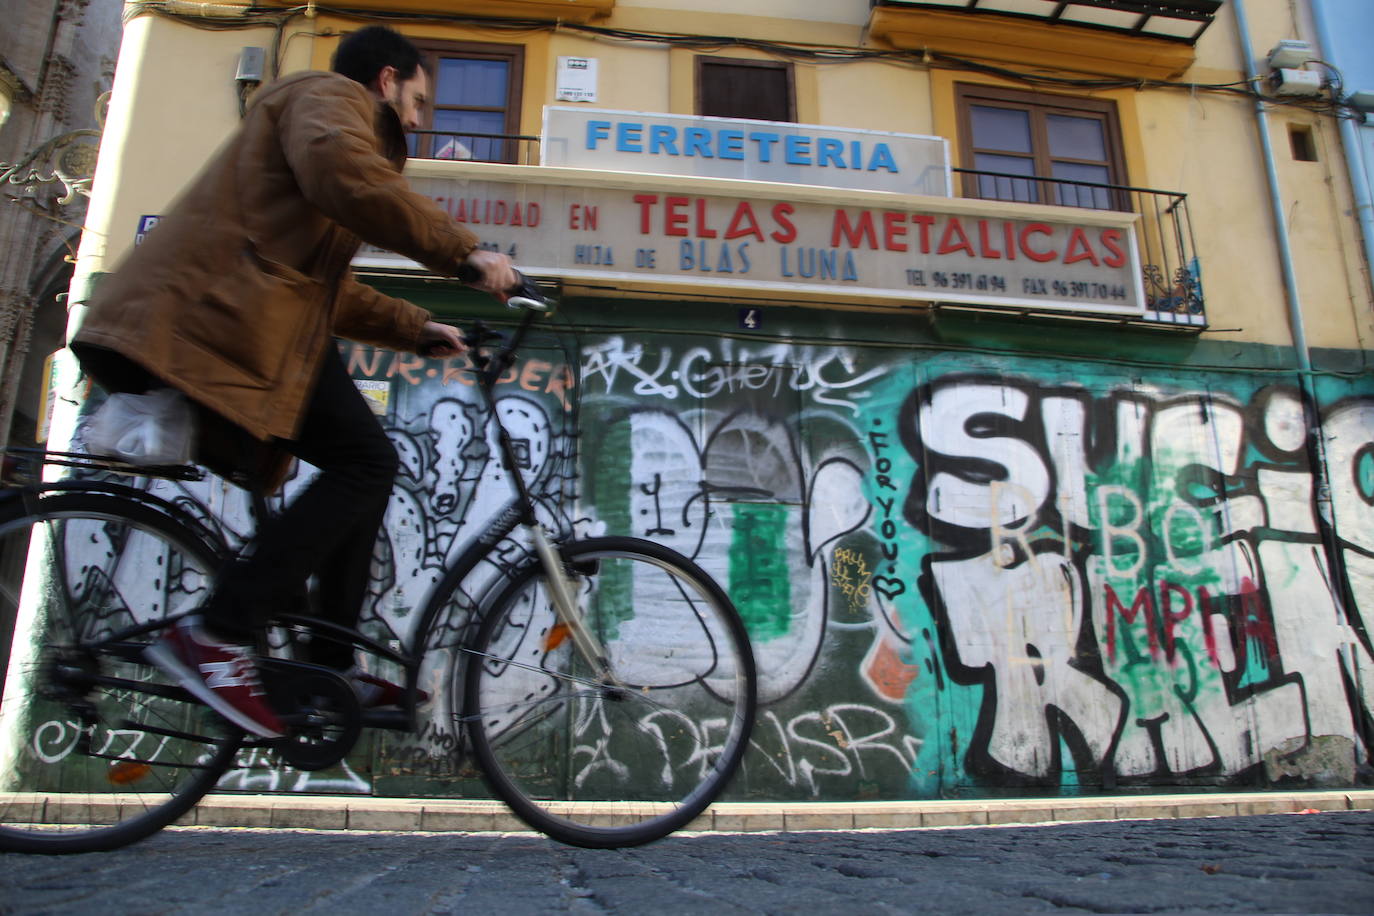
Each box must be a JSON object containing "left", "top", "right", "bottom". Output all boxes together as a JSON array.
[{"left": 179, "top": 790, "right": 1374, "bottom": 834}]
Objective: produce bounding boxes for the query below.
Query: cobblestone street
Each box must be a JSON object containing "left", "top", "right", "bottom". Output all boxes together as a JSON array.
[{"left": 4, "top": 811, "right": 1371, "bottom": 914}]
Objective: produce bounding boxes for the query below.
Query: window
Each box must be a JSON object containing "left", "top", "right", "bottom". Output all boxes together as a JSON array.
[
  {"left": 955, "top": 84, "right": 1127, "bottom": 210},
  {"left": 1289, "top": 125, "right": 1317, "bottom": 162},
  {"left": 697, "top": 58, "right": 794, "bottom": 122},
  {"left": 411, "top": 41, "right": 525, "bottom": 163}
]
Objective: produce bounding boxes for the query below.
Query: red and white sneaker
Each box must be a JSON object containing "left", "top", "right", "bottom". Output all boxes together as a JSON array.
[
  {"left": 345, "top": 666, "right": 429, "bottom": 709},
  {"left": 144, "top": 616, "right": 285, "bottom": 738}
]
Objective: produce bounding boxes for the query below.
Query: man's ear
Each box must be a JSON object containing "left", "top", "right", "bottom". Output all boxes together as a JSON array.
[{"left": 371, "top": 64, "right": 397, "bottom": 98}]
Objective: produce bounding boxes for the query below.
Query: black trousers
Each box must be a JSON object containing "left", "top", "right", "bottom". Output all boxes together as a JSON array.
[{"left": 203, "top": 345, "right": 398, "bottom": 669}]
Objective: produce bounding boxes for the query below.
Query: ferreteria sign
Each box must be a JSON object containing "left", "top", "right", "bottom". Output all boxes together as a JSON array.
[
  {"left": 357, "top": 163, "right": 1146, "bottom": 317},
  {"left": 541, "top": 107, "right": 952, "bottom": 197}
]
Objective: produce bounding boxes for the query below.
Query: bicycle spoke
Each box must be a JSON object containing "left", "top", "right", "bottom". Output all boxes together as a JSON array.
[{"left": 459, "top": 646, "right": 612, "bottom": 692}]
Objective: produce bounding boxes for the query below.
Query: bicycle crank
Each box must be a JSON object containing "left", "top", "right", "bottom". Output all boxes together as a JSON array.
[{"left": 259, "top": 660, "right": 362, "bottom": 771}]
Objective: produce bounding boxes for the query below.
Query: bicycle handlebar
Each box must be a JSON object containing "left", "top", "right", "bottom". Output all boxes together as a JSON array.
[
  {"left": 418, "top": 265, "right": 552, "bottom": 361},
  {"left": 453, "top": 264, "right": 553, "bottom": 313}
]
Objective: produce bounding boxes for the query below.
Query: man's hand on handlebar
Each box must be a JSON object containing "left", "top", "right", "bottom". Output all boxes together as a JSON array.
[
  {"left": 422, "top": 253, "right": 549, "bottom": 358},
  {"left": 417, "top": 321, "right": 467, "bottom": 359},
  {"left": 461, "top": 249, "right": 519, "bottom": 297}
]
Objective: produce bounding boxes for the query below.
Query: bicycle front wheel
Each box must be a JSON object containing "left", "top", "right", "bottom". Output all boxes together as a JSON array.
[
  {"left": 464, "top": 536, "right": 756, "bottom": 848},
  {"left": 0, "top": 490, "right": 242, "bottom": 854}
]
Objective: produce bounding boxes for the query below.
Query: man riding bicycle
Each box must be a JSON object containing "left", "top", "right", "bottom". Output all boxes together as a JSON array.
[{"left": 69, "top": 26, "right": 515, "bottom": 739}]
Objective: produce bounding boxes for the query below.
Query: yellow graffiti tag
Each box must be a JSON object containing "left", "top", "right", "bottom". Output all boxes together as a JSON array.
[{"left": 830, "top": 547, "right": 873, "bottom": 617}]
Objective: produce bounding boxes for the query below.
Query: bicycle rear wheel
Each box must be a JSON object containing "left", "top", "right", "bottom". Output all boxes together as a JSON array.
[
  {"left": 463, "top": 536, "right": 756, "bottom": 848},
  {"left": 0, "top": 490, "right": 242, "bottom": 854}
]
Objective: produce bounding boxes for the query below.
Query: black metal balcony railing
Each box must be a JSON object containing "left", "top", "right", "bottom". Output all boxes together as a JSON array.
[
  {"left": 953, "top": 167, "right": 1205, "bottom": 326},
  {"left": 410, "top": 129, "right": 542, "bottom": 166}
]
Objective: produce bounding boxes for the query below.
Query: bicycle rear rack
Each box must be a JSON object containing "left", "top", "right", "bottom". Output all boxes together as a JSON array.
[{"left": 1, "top": 447, "right": 206, "bottom": 484}]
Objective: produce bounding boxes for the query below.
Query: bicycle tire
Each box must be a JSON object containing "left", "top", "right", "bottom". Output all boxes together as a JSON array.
[
  {"left": 463, "top": 536, "right": 756, "bottom": 848},
  {"left": 0, "top": 489, "right": 243, "bottom": 854}
]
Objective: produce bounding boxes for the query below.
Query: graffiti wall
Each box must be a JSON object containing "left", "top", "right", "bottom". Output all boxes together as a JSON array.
[
  {"left": 346, "top": 315, "right": 1374, "bottom": 799},
  {"left": 13, "top": 304, "right": 1374, "bottom": 801}
]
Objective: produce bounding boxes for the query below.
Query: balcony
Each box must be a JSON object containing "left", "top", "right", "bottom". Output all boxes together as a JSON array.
[
  {"left": 411, "top": 129, "right": 542, "bottom": 166},
  {"left": 868, "top": 0, "right": 1221, "bottom": 79},
  {"left": 954, "top": 167, "right": 1205, "bottom": 326},
  {"left": 871, "top": 1, "right": 1221, "bottom": 43}
]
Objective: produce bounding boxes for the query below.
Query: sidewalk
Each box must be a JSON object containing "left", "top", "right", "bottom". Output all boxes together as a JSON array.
[{"left": 184, "top": 789, "right": 1374, "bottom": 834}]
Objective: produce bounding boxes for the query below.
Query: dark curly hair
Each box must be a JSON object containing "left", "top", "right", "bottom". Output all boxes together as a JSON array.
[{"left": 331, "top": 26, "right": 422, "bottom": 86}]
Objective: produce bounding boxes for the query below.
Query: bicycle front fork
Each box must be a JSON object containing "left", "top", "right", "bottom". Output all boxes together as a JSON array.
[{"left": 525, "top": 525, "right": 621, "bottom": 687}]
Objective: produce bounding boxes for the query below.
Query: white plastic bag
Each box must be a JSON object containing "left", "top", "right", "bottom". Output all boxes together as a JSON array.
[{"left": 84, "top": 388, "right": 196, "bottom": 465}]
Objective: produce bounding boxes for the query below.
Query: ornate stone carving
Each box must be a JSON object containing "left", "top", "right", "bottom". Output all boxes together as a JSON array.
[
  {"left": 38, "top": 55, "right": 77, "bottom": 122},
  {"left": 0, "top": 128, "right": 100, "bottom": 204}
]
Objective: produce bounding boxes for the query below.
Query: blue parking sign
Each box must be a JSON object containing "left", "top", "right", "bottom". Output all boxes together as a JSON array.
[{"left": 135, "top": 215, "right": 161, "bottom": 245}]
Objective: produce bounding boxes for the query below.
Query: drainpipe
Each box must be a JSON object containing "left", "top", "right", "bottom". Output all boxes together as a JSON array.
[
  {"left": 1231, "top": 0, "right": 1313, "bottom": 374},
  {"left": 1231, "top": 0, "right": 1331, "bottom": 500},
  {"left": 1231, "top": 3, "right": 1343, "bottom": 556},
  {"left": 1309, "top": 0, "right": 1374, "bottom": 296}
]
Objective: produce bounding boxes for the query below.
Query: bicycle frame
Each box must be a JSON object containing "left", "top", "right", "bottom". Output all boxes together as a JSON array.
[{"left": 279, "top": 300, "right": 609, "bottom": 732}]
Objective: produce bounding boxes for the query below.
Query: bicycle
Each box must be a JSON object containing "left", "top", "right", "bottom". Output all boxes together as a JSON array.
[{"left": 0, "top": 275, "right": 758, "bottom": 853}]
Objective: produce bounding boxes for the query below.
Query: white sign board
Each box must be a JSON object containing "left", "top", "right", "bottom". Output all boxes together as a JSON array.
[
  {"left": 555, "top": 57, "right": 598, "bottom": 103},
  {"left": 541, "top": 107, "right": 952, "bottom": 197},
  {"left": 357, "top": 167, "right": 1145, "bottom": 317}
]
